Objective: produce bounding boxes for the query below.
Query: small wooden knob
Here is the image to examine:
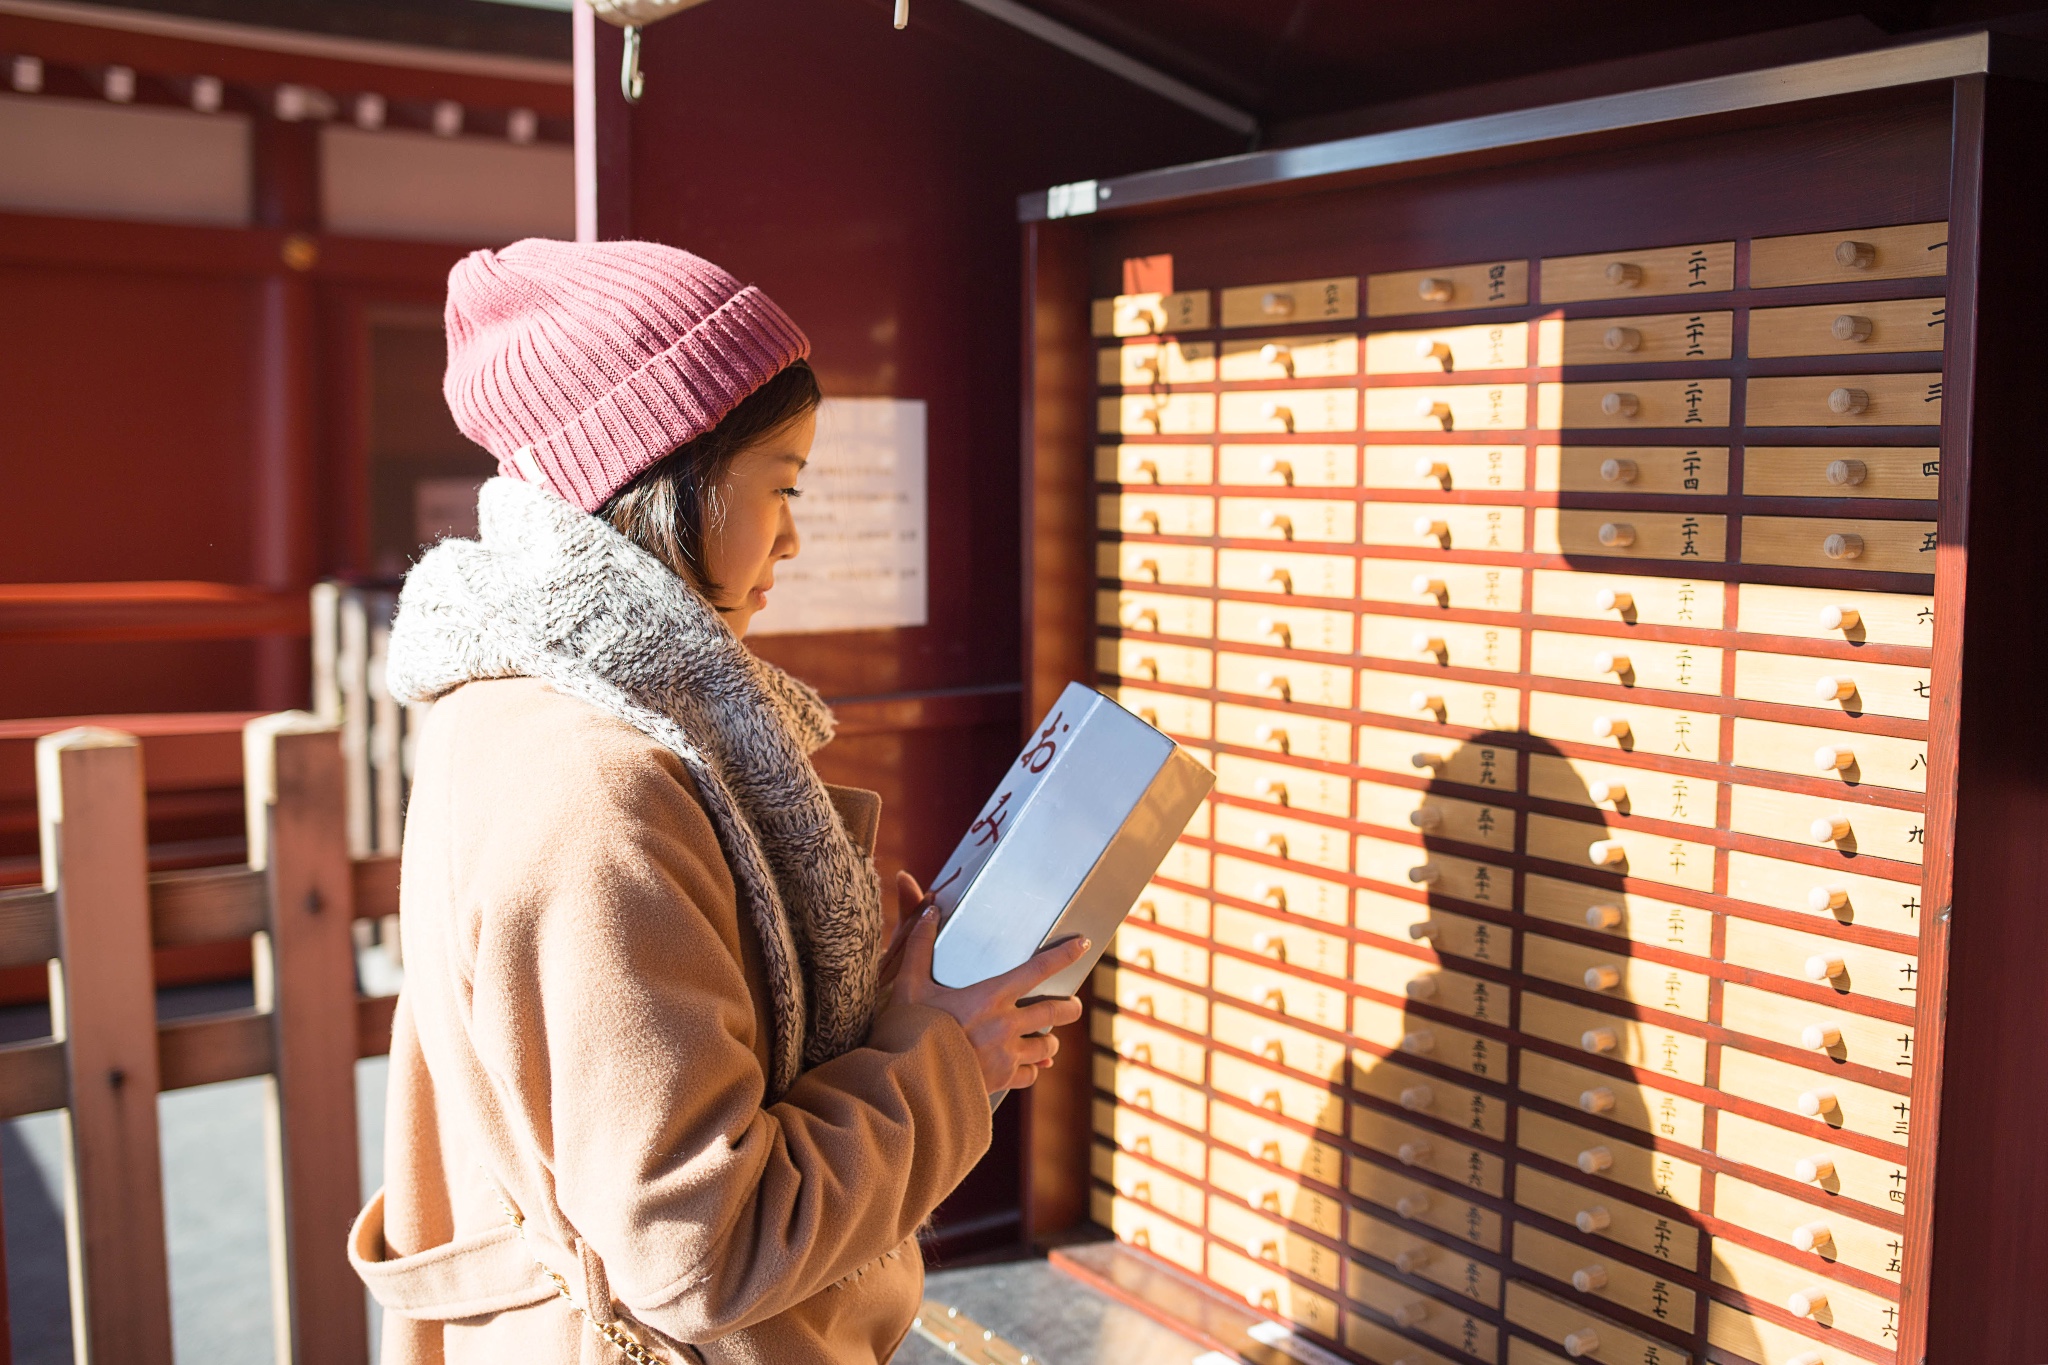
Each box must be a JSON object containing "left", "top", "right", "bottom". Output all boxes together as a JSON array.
[
  {"left": 1399, "top": 1030, "right": 1435, "bottom": 1055},
  {"left": 1415, "top": 516, "right": 1449, "bottom": 539},
  {"left": 1809, "top": 884, "right": 1850, "bottom": 912},
  {"left": 1828, "top": 386, "right": 1869, "bottom": 415},
  {"left": 1262, "top": 618, "right": 1292, "bottom": 647},
  {"left": 1254, "top": 671, "right": 1291, "bottom": 700},
  {"left": 1255, "top": 882, "right": 1287, "bottom": 908},
  {"left": 1787, "top": 1287, "right": 1830, "bottom": 1319},
  {"left": 1395, "top": 1193, "right": 1431, "bottom": 1218},
  {"left": 1585, "top": 903, "right": 1624, "bottom": 930},
  {"left": 1591, "top": 714, "right": 1630, "bottom": 741},
  {"left": 1265, "top": 565, "right": 1294, "bottom": 593},
  {"left": 1794, "top": 1154, "right": 1836, "bottom": 1183},
  {"left": 1134, "top": 457, "right": 1160, "bottom": 483},
  {"left": 1564, "top": 1329, "right": 1601, "bottom": 1358},
  {"left": 1792, "top": 1221, "right": 1833, "bottom": 1252},
  {"left": 1261, "top": 400, "right": 1295, "bottom": 431},
  {"left": 1811, "top": 815, "right": 1851, "bottom": 843},
  {"left": 1575, "top": 1206, "right": 1612, "bottom": 1233},
  {"left": 1391, "top": 1301, "right": 1429, "bottom": 1328},
  {"left": 1835, "top": 239, "right": 1877, "bottom": 269},
  {"left": 1135, "top": 655, "right": 1161, "bottom": 679},
  {"left": 1252, "top": 1034, "right": 1285, "bottom": 1063},
  {"left": 1399, "top": 1085, "right": 1434, "bottom": 1111},
  {"left": 1253, "top": 723, "right": 1288, "bottom": 751},
  {"left": 1413, "top": 631, "right": 1446, "bottom": 657},
  {"left": 1600, "top": 456, "right": 1638, "bottom": 483},
  {"left": 1605, "top": 261, "right": 1644, "bottom": 287},
  {"left": 1601, "top": 390, "right": 1640, "bottom": 418},
  {"left": 1249, "top": 1184, "right": 1282, "bottom": 1212},
  {"left": 1260, "top": 829, "right": 1289, "bottom": 857},
  {"left": 1589, "top": 779, "right": 1626, "bottom": 805},
  {"left": 1588, "top": 840, "right": 1626, "bottom": 866},
  {"left": 1418, "top": 276, "right": 1454, "bottom": 302},
  {"left": 1412, "top": 574, "right": 1446, "bottom": 598},
  {"left": 1255, "top": 777, "right": 1289, "bottom": 804},
  {"left": 1410, "top": 750, "right": 1446, "bottom": 769},
  {"left": 1130, "top": 607, "right": 1159, "bottom": 631},
  {"left": 1258, "top": 341, "right": 1293, "bottom": 373},
  {"left": 1603, "top": 325, "right": 1642, "bottom": 352},
  {"left": 1130, "top": 899, "right": 1156, "bottom": 922},
  {"left": 1406, "top": 919, "right": 1439, "bottom": 942},
  {"left": 1416, "top": 398, "right": 1453, "bottom": 428},
  {"left": 1406, "top": 863, "right": 1440, "bottom": 886},
  {"left": 1814, "top": 745, "right": 1854, "bottom": 771},
  {"left": 1584, "top": 964, "right": 1622, "bottom": 991},
  {"left": 1581, "top": 1026, "right": 1619, "bottom": 1053},
  {"left": 1141, "top": 399, "right": 1167, "bottom": 430},
  {"left": 1261, "top": 290, "right": 1295, "bottom": 317},
  {"left": 1262, "top": 509, "right": 1295, "bottom": 538},
  {"left": 1396, "top": 1138, "right": 1432, "bottom": 1165},
  {"left": 1797, "top": 1086, "right": 1838, "bottom": 1116},
  {"left": 1815, "top": 675, "right": 1856, "bottom": 701},
  {"left": 1805, "top": 953, "right": 1846, "bottom": 982},
  {"left": 1258, "top": 1087, "right": 1284, "bottom": 1110},
  {"left": 1410, "top": 690, "right": 1444, "bottom": 715},
  {"left": 1137, "top": 707, "right": 1160, "bottom": 727},
  {"left": 1577, "top": 1145, "right": 1614, "bottom": 1174},
  {"left": 1408, "top": 805, "right": 1443, "bottom": 830},
  {"left": 1395, "top": 1247, "right": 1432, "bottom": 1274},
  {"left": 1579, "top": 1086, "right": 1616, "bottom": 1114},
  {"left": 1136, "top": 510, "right": 1161, "bottom": 533},
  {"left": 1414, "top": 456, "right": 1449, "bottom": 483},
  {"left": 1823, "top": 532, "right": 1864, "bottom": 561},
  {"left": 1593, "top": 651, "right": 1629, "bottom": 676},
  {"left": 1597, "top": 521, "right": 1635, "bottom": 548},
  {"left": 1826, "top": 457, "right": 1868, "bottom": 486},
  {"left": 1832, "top": 313, "right": 1875, "bottom": 342},
  {"left": 1136, "top": 557, "right": 1161, "bottom": 581},
  {"left": 1819, "top": 604, "right": 1861, "bottom": 630},
  {"left": 1251, "top": 931, "right": 1285, "bottom": 959},
  {"left": 1260, "top": 454, "right": 1294, "bottom": 484},
  {"left": 1802, "top": 1022, "right": 1843, "bottom": 1050},
  {"left": 1404, "top": 975, "right": 1437, "bottom": 1001},
  {"left": 1571, "top": 1264, "right": 1610, "bottom": 1293},
  {"left": 1416, "top": 337, "right": 1452, "bottom": 368},
  {"left": 1594, "top": 587, "right": 1633, "bottom": 613}
]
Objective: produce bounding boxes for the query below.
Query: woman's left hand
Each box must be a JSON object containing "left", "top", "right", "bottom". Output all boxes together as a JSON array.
[{"left": 876, "top": 871, "right": 927, "bottom": 996}]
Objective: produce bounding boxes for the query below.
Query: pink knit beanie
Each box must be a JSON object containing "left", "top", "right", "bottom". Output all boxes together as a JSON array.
[{"left": 442, "top": 238, "right": 810, "bottom": 512}]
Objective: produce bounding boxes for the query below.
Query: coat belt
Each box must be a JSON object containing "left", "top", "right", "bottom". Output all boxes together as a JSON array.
[{"left": 349, "top": 1187, "right": 564, "bottom": 1321}]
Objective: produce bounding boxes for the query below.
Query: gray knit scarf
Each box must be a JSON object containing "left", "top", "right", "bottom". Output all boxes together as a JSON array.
[{"left": 386, "top": 476, "right": 882, "bottom": 1098}]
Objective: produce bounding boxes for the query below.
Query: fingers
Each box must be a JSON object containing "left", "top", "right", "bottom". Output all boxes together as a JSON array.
[
  {"left": 896, "top": 869, "right": 926, "bottom": 912},
  {"left": 989, "top": 933, "right": 1092, "bottom": 1002},
  {"left": 1016, "top": 995, "right": 1084, "bottom": 1036},
  {"left": 890, "top": 905, "right": 940, "bottom": 1004}
]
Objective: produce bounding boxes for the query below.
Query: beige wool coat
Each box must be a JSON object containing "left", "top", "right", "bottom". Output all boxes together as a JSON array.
[{"left": 350, "top": 676, "right": 993, "bottom": 1364}]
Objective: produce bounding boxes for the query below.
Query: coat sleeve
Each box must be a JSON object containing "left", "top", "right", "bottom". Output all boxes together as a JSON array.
[{"left": 455, "top": 730, "right": 991, "bottom": 1343}]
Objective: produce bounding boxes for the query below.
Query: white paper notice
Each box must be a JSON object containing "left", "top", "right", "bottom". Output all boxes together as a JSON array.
[{"left": 750, "top": 396, "right": 928, "bottom": 636}]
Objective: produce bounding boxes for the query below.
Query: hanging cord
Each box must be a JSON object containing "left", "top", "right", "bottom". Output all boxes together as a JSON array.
[{"left": 621, "top": 24, "right": 645, "bottom": 103}]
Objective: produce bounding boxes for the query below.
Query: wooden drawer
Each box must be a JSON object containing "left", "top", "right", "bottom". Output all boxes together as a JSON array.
[
  {"left": 1350, "top": 1106, "right": 1506, "bottom": 1197},
  {"left": 1709, "top": 1239, "right": 1898, "bottom": 1348},
  {"left": 1206, "top": 1243, "right": 1341, "bottom": 1338},
  {"left": 1751, "top": 297, "right": 1946, "bottom": 361},
  {"left": 1355, "top": 778, "right": 1517, "bottom": 851},
  {"left": 1347, "top": 1259, "right": 1499, "bottom": 1357},
  {"left": 1214, "top": 955, "right": 1349, "bottom": 1030},
  {"left": 1357, "top": 831, "right": 1514, "bottom": 911},
  {"left": 1528, "top": 753, "right": 1718, "bottom": 828},
  {"left": 1361, "top": 614, "right": 1521, "bottom": 673},
  {"left": 1356, "top": 723, "right": 1520, "bottom": 793},
  {"left": 1216, "top": 652, "right": 1352, "bottom": 709},
  {"left": 1216, "top": 703, "right": 1351, "bottom": 761},
  {"left": 1534, "top": 444, "right": 1729, "bottom": 495},
  {"left": 1216, "top": 855, "right": 1350, "bottom": 927},
  {"left": 1098, "top": 638, "right": 1212, "bottom": 688},
  {"left": 1111, "top": 921, "right": 1211, "bottom": 985},
  {"left": 1211, "top": 1096, "right": 1346, "bottom": 1187},
  {"left": 1529, "top": 629, "right": 1722, "bottom": 697},
  {"left": 1521, "top": 929, "right": 1711, "bottom": 1020},
  {"left": 1218, "top": 495, "right": 1357, "bottom": 544},
  {"left": 1130, "top": 883, "right": 1212, "bottom": 937},
  {"left": 1092, "top": 1189, "right": 1205, "bottom": 1273},
  {"left": 1524, "top": 873, "right": 1715, "bottom": 956},
  {"left": 1354, "top": 894, "right": 1514, "bottom": 975},
  {"left": 1706, "top": 1301, "right": 1866, "bottom": 1365},
  {"left": 1520, "top": 1051, "right": 1707, "bottom": 1147},
  {"left": 1728, "top": 784, "right": 1924, "bottom": 864},
  {"left": 1221, "top": 276, "right": 1359, "bottom": 328},
  {"left": 1365, "top": 558, "right": 1523, "bottom": 611},
  {"left": 1368, "top": 260, "right": 1529, "bottom": 315},
  {"left": 1214, "top": 804, "right": 1350, "bottom": 873},
  {"left": 1350, "top": 1208, "right": 1502, "bottom": 1308},
  {"left": 1214, "top": 905, "right": 1346, "bottom": 978},
  {"left": 1726, "top": 851, "right": 1923, "bottom": 937},
  {"left": 1366, "top": 321, "right": 1531, "bottom": 373},
  {"left": 1365, "top": 383, "right": 1528, "bottom": 432},
  {"left": 1534, "top": 508, "right": 1728, "bottom": 561},
  {"left": 1714, "top": 1109, "right": 1905, "bottom": 1214},
  {"left": 1365, "top": 500, "right": 1525, "bottom": 552},
  {"left": 1100, "top": 540, "right": 1215, "bottom": 588},
  {"left": 1526, "top": 811, "right": 1717, "bottom": 892},
  {"left": 1367, "top": 441, "right": 1528, "bottom": 492},
  {"left": 1209, "top": 1198, "right": 1343, "bottom": 1290},
  {"left": 1537, "top": 378, "right": 1732, "bottom": 429},
  {"left": 1218, "top": 443, "right": 1359, "bottom": 489},
  {"left": 1092, "top": 290, "right": 1211, "bottom": 337},
  {"left": 1220, "top": 333, "right": 1358, "bottom": 381},
  {"left": 1210, "top": 1146, "right": 1344, "bottom": 1239},
  {"left": 1540, "top": 240, "right": 1735, "bottom": 301},
  {"left": 1528, "top": 689, "right": 1719, "bottom": 761},
  {"left": 1159, "top": 839, "right": 1211, "bottom": 889},
  {"left": 1100, "top": 392, "right": 1216, "bottom": 435},
  {"left": 1214, "top": 1001, "right": 1348, "bottom": 1082},
  {"left": 1714, "top": 1172, "right": 1903, "bottom": 1282},
  {"left": 1746, "top": 372, "right": 1942, "bottom": 428},
  {"left": 1349, "top": 1317, "right": 1472, "bottom": 1365},
  {"left": 1093, "top": 1142, "right": 1206, "bottom": 1226},
  {"left": 1093, "top": 962, "right": 1208, "bottom": 1035},
  {"left": 1742, "top": 444, "right": 1939, "bottom": 501},
  {"left": 1741, "top": 514, "right": 1938, "bottom": 575},
  {"left": 1503, "top": 1282, "right": 1692, "bottom": 1365},
  {"left": 1098, "top": 587, "right": 1214, "bottom": 638},
  {"left": 1734, "top": 649, "right": 1930, "bottom": 721},
  {"left": 1349, "top": 1052, "right": 1509, "bottom": 1142},
  {"left": 1722, "top": 916, "right": 1918, "bottom": 1004},
  {"left": 1353, "top": 939, "right": 1513, "bottom": 1029},
  {"left": 1359, "top": 670, "right": 1523, "bottom": 731},
  {"left": 1718, "top": 1046, "right": 1912, "bottom": 1145},
  {"left": 1353, "top": 995, "right": 1509, "bottom": 1084},
  {"left": 1520, "top": 991, "right": 1708, "bottom": 1085},
  {"left": 1092, "top": 1097, "right": 1206, "bottom": 1177},
  {"left": 1517, "top": 1108, "right": 1703, "bottom": 1208},
  {"left": 1348, "top": 1156, "right": 1504, "bottom": 1250},
  {"left": 1540, "top": 310, "right": 1734, "bottom": 364},
  {"left": 1092, "top": 1009, "right": 1207, "bottom": 1083},
  {"left": 1513, "top": 1164, "right": 1701, "bottom": 1267},
  {"left": 1212, "top": 1053, "right": 1346, "bottom": 1134},
  {"left": 1216, "top": 755, "right": 1350, "bottom": 818},
  {"left": 1101, "top": 339, "right": 1216, "bottom": 387},
  {"left": 1217, "top": 600, "right": 1354, "bottom": 655},
  {"left": 1732, "top": 716, "right": 1928, "bottom": 794},
  {"left": 1098, "top": 490, "right": 1215, "bottom": 537},
  {"left": 1110, "top": 686, "right": 1213, "bottom": 740},
  {"left": 1221, "top": 388, "right": 1359, "bottom": 435},
  {"left": 1532, "top": 569, "right": 1724, "bottom": 629},
  {"left": 1749, "top": 220, "right": 1948, "bottom": 287},
  {"left": 1097, "top": 440, "right": 1213, "bottom": 484},
  {"left": 1094, "top": 1051, "right": 1207, "bottom": 1130},
  {"left": 1513, "top": 1222, "right": 1696, "bottom": 1327},
  {"left": 1735, "top": 582, "right": 1933, "bottom": 647}
]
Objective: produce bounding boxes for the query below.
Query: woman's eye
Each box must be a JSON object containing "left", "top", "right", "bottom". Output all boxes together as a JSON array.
[{"left": 778, "top": 487, "right": 803, "bottom": 499}]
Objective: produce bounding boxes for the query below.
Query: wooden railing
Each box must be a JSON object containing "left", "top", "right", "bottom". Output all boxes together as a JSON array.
[{"left": 0, "top": 714, "right": 399, "bottom": 1365}]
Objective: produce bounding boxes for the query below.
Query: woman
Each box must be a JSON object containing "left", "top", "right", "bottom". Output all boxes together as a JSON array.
[{"left": 349, "top": 238, "right": 1085, "bottom": 1364}]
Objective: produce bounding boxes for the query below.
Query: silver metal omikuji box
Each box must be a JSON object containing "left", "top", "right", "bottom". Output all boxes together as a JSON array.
[{"left": 929, "top": 682, "right": 1215, "bottom": 994}]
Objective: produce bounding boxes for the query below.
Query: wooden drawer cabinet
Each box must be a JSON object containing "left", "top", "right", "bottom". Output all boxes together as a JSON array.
[
  {"left": 1528, "top": 752, "right": 1719, "bottom": 828},
  {"left": 1101, "top": 538, "right": 1214, "bottom": 586},
  {"left": 1368, "top": 439, "right": 1531, "bottom": 491},
  {"left": 1533, "top": 444, "right": 1729, "bottom": 495},
  {"left": 1359, "top": 670, "right": 1522, "bottom": 731},
  {"left": 1097, "top": 440, "right": 1212, "bottom": 484},
  {"left": 1361, "top": 613, "right": 1522, "bottom": 672},
  {"left": 1207, "top": 1243, "right": 1341, "bottom": 1337},
  {"left": 1220, "top": 387, "right": 1358, "bottom": 434},
  {"left": 1717, "top": 1046, "right": 1912, "bottom": 1145},
  {"left": 1366, "top": 558, "right": 1523, "bottom": 610},
  {"left": 1100, "top": 339, "right": 1216, "bottom": 387},
  {"left": 1367, "top": 259, "right": 1529, "bottom": 314},
  {"left": 1720, "top": 915, "right": 1919, "bottom": 1004},
  {"left": 1221, "top": 276, "right": 1359, "bottom": 328},
  {"left": 1725, "top": 850, "right": 1924, "bottom": 937},
  {"left": 1353, "top": 940, "right": 1513, "bottom": 1028},
  {"left": 1093, "top": 1010, "right": 1208, "bottom": 1084},
  {"left": 1528, "top": 629, "right": 1722, "bottom": 697},
  {"left": 1219, "top": 442, "right": 1359, "bottom": 489},
  {"left": 1217, "top": 600, "right": 1354, "bottom": 654},
  {"left": 1349, "top": 1206, "right": 1503, "bottom": 1307},
  {"left": 1520, "top": 930, "right": 1711, "bottom": 1019},
  {"left": 1093, "top": 962, "right": 1209, "bottom": 1034},
  {"left": 1539, "top": 240, "right": 1735, "bottom": 300},
  {"left": 1523, "top": 873, "right": 1716, "bottom": 956},
  {"left": 1512, "top": 1221, "right": 1696, "bottom": 1326},
  {"left": 1210, "top": 1146, "right": 1345, "bottom": 1239},
  {"left": 1212, "top": 1053, "right": 1346, "bottom": 1133},
  {"left": 1710, "top": 1239, "right": 1899, "bottom": 1348},
  {"left": 1512, "top": 1164, "right": 1701, "bottom": 1266},
  {"left": 1213, "top": 1000, "right": 1348, "bottom": 1080},
  {"left": 1220, "top": 333, "right": 1357, "bottom": 380},
  {"left": 1215, "top": 754, "right": 1351, "bottom": 818},
  {"left": 1516, "top": 1109, "right": 1703, "bottom": 1209},
  {"left": 1518, "top": 991, "right": 1709, "bottom": 1085},
  {"left": 1214, "top": 855, "right": 1350, "bottom": 926},
  {"left": 1713, "top": 1173, "right": 1905, "bottom": 1283},
  {"left": 1543, "top": 310, "right": 1734, "bottom": 364},
  {"left": 1364, "top": 500, "right": 1526, "bottom": 552},
  {"left": 1749, "top": 295, "right": 1946, "bottom": 356},
  {"left": 1731, "top": 716, "right": 1928, "bottom": 794},
  {"left": 1348, "top": 1156, "right": 1504, "bottom": 1251},
  {"left": 1533, "top": 508, "right": 1728, "bottom": 561},
  {"left": 1531, "top": 569, "right": 1724, "bottom": 629},
  {"left": 1748, "top": 219, "right": 1948, "bottom": 286},
  {"left": 1347, "top": 1257, "right": 1500, "bottom": 1357},
  {"left": 1350, "top": 1105, "right": 1507, "bottom": 1197},
  {"left": 1093, "top": 1097, "right": 1207, "bottom": 1178},
  {"left": 1215, "top": 652, "right": 1352, "bottom": 708},
  {"left": 1216, "top": 703, "right": 1351, "bottom": 761},
  {"left": 1742, "top": 444, "right": 1940, "bottom": 500},
  {"left": 1208, "top": 1198, "right": 1344, "bottom": 1290},
  {"left": 1354, "top": 778, "right": 1518, "bottom": 851},
  {"left": 1217, "top": 546, "right": 1355, "bottom": 597},
  {"left": 1713, "top": 1109, "right": 1906, "bottom": 1214},
  {"left": 1094, "top": 1051, "right": 1208, "bottom": 1130},
  {"left": 1741, "top": 514, "right": 1939, "bottom": 575},
  {"left": 1746, "top": 372, "right": 1942, "bottom": 428},
  {"left": 1734, "top": 582, "right": 1933, "bottom": 647},
  {"left": 1218, "top": 495, "right": 1357, "bottom": 543},
  {"left": 1520, "top": 1051, "right": 1706, "bottom": 1147},
  {"left": 1366, "top": 321, "right": 1530, "bottom": 373},
  {"left": 1733, "top": 649, "right": 1931, "bottom": 721},
  {"left": 1210, "top": 1097, "right": 1345, "bottom": 1186},
  {"left": 1538, "top": 378, "right": 1732, "bottom": 429},
  {"left": 1356, "top": 723, "right": 1520, "bottom": 791},
  {"left": 1092, "top": 1189, "right": 1205, "bottom": 1272},
  {"left": 1721, "top": 981, "right": 1915, "bottom": 1076},
  {"left": 1350, "top": 1051, "right": 1509, "bottom": 1140},
  {"left": 1093, "top": 1142, "right": 1206, "bottom": 1225}
]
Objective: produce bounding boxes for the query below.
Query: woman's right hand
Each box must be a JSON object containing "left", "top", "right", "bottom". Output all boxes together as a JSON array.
[{"left": 888, "top": 873, "right": 1088, "bottom": 1095}]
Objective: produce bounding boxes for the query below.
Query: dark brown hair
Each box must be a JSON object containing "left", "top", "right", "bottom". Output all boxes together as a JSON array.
[{"left": 598, "top": 359, "right": 821, "bottom": 605}]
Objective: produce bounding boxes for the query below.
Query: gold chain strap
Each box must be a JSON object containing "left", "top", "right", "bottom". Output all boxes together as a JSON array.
[{"left": 494, "top": 1191, "right": 669, "bottom": 1364}]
